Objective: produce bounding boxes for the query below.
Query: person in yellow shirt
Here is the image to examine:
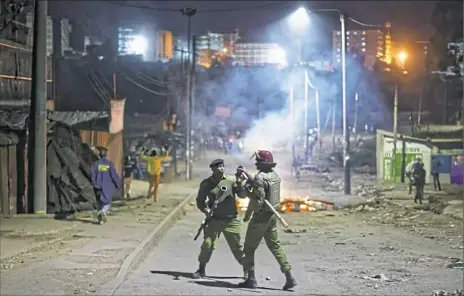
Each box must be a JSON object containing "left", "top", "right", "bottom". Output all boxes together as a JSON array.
[{"left": 140, "top": 146, "right": 170, "bottom": 201}]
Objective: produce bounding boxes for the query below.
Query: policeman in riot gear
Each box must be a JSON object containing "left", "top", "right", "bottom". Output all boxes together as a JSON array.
[
  {"left": 237, "top": 150, "right": 297, "bottom": 290},
  {"left": 192, "top": 159, "right": 248, "bottom": 279}
]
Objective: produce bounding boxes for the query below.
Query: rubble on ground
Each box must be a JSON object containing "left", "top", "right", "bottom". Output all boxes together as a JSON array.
[
  {"left": 432, "top": 290, "right": 463, "bottom": 296},
  {"left": 354, "top": 184, "right": 394, "bottom": 197}
]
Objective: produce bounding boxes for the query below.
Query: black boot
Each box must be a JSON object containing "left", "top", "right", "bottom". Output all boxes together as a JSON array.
[
  {"left": 192, "top": 263, "right": 206, "bottom": 279},
  {"left": 238, "top": 270, "right": 258, "bottom": 289},
  {"left": 283, "top": 271, "right": 297, "bottom": 290}
]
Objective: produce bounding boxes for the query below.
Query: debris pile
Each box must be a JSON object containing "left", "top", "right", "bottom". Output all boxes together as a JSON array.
[
  {"left": 432, "top": 290, "right": 463, "bottom": 296},
  {"left": 354, "top": 184, "right": 394, "bottom": 197}
]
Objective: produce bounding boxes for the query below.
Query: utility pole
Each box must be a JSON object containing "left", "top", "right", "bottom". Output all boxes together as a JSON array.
[
  {"left": 27, "top": 0, "right": 48, "bottom": 214},
  {"left": 354, "top": 92, "right": 358, "bottom": 133},
  {"left": 304, "top": 70, "right": 309, "bottom": 162},
  {"left": 188, "top": 35, "right": 197, "bottom": 178},
  {"left": 51, "top": 16, "right": 62, "bottom": 108},
  {"left": 181, "top": 8, "right": 197, "bottom": 180},
  {"left": 392, "top": 81, "right": 399, "bottom": 182},
  {"left": 341, "top": 13, "right": 350, "bottom": 195},
  {"left": 315, "top": 89, "right": 321, "bottom": 150}
]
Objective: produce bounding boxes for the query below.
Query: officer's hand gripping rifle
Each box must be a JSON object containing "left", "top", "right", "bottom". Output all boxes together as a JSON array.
[{"left": 194, "top": 185, "right": 228, "bottom": 241}]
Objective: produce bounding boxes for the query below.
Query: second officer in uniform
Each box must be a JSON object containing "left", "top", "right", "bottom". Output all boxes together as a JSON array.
[{"left": 193, "top": 159, "right": 247, "bottom": 279}]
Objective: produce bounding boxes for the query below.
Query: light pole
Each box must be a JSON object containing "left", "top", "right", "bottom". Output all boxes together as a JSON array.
[
  {"left": 181, "top": 8, "right": 197, "bottom": 180},
  {"left": 308, "top": 8, "right": 349, "bottom": 194},
  {"left": 392, "top": 51, "right": 407, "bottom": 181}
]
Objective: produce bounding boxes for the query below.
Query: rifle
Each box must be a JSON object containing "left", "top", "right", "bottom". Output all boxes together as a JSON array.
[
  {"left": 194, "top": 185, "right": 228, "bottom": 241},
  {"left": 237, "top": 168, "right": 289, "bottom": 228}
]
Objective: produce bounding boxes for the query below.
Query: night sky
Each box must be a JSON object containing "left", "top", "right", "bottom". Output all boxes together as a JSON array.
[{"left": 55, "top": 1, "right": 438, "bottom": 48}]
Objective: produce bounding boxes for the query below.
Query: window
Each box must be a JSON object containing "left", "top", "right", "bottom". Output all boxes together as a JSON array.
[
  {"left": 362, "top": 42, "right": 366, "bottom": 46},
  {"left": 347, "top": 42, "right": 350, "bottom": 46},
  {"left": 362, "top": 48, "right": 366, "bottom": 52},
  {"left": 336, "top": 31, "right": 341, "bottom": 35},
  {"left": 354, "top": 31, "right": 358, "bottom": 35},
  {"left": 337, "top": 48, "right": 340, "bottom": 52},
  {"left": 362, "top": 31, "right": 366, "bottom": 35}
]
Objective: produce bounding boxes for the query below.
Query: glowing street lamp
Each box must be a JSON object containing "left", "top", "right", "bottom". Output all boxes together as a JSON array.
[{"left": 288, "top": 7, "right": 310, "bottom": 34}]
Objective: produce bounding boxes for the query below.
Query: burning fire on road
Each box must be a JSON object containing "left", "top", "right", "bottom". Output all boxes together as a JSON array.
[{"left": 236, "top": 196, "right": 335, "bottom": 213}]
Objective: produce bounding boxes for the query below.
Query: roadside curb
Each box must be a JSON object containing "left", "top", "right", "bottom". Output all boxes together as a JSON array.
[{"left": 98, "top": 191, "right": 196, "bottom": 295}]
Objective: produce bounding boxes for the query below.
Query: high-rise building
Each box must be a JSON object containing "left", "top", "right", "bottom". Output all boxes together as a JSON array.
[
  {"left": 332, "top": 23, "right": 392, "bottom": 69},
  {"left": 26, "top": 13, "right": 72, "bottom": 56},
  {"left": 195, "top": 30, "right": 240, "bottom": 68},
  {"left": 233, "top": 43, "right": 287, "bottom": 67}
]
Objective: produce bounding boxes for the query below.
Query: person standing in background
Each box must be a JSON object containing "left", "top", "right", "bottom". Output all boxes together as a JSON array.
[
  {"left": 123, "top": 154, "right": 139, "bottom": 199},
  {"left": 91, "top": 147, "right": 121, "bottom": 224},
  {"left": 414, "top": 163, "right": 426, "bottom": 204},
  {"left": 431, "top": 156, "right": 442, "bottom": 191},
  {"left": 140, "top": 146, "right": 170, "bottom": 202}
]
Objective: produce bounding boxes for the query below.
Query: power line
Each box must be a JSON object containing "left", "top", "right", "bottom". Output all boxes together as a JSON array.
[
  {"left": 347, "top": 17, "right": 384, "bottom": 28},
  {"left": 104, "top": 1, "right": 287, "bottom": 13}
]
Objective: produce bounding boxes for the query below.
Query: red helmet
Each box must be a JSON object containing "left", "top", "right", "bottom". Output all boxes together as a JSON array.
[{"left": 251, "top": 150, "right": 275, "bottom": 164}]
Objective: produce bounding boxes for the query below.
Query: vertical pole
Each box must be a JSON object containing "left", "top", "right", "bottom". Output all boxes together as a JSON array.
[
  {"left": 341, "top": 13, "right": 350, "bottom": 195},
  {"left": 185, "top": 15, "right": 192, "bottom": 180},
  {"left": 28, "top": 0, "right": 48, "bottom": 214},
  {"left": 304, "top": 70, "right": 309, "bottom": 162},
  {"left": 188, "top": 35, "right": 196, "bottom": 179},
  {"left": 332, "top": 98, "right": 336, "bottom": 152},
  {"left": 51, "top": 16, "right": 61, "bottom": 109},
  {"left": 418, "top": 75, "right": 424, "bottom": 125},
  {"left": 354, "top": 92, "right": 358, "bottom": 133},
  {"left": 290, "top": 85, "right": 295, "bottom": 162},
  {"left": 315, "top": 89, "right": 321, "bottom": 150},
  {"left": 401, "top": 136, "right": 406, "bottom": 183},
  {"left": 113, "top": 72, "right": 117, "bottom": 98},
  {"left": 442, "top": 79, "right": 448, "bottom": 124},
  {"left": 392, "top": 81, "right": 398, "bottom": 182}
]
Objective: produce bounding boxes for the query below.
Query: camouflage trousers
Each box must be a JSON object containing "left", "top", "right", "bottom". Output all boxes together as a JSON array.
[
  {"left": 242, "top": 212, "right": 292, "bottom": 273},
  {"left": 198, "top": 217, "right": 244, "bottom": 265}
]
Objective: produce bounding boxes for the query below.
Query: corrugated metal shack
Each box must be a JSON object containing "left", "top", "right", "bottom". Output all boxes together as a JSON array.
[{"left": 0, "top": 110, "right": 110, "bottom": 215}]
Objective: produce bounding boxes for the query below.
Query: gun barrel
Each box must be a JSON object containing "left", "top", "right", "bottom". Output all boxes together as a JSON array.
[{"left": 264, "top": 199, "right": 289, "bottom": 228}]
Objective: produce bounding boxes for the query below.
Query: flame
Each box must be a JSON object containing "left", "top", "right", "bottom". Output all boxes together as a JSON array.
[{"left": 237, "top": 196, "right": 334, "bottom": 213}]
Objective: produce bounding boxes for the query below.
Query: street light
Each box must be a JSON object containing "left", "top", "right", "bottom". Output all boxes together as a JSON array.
[
  {"left": 392, "top": 51, "right": 407, "bottom": 182},
  {"left": 303, "top": 8, "right": 350, "bottom": 195}
]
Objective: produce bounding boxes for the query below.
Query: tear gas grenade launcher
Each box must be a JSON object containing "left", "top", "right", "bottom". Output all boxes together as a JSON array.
[{"left": 194, "top": 185, "right": 228, "bottom": 241}]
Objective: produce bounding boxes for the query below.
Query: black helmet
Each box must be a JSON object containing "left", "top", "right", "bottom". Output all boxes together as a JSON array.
[{"left": 97, "top": 147, "right": 108, "bottom": 159}]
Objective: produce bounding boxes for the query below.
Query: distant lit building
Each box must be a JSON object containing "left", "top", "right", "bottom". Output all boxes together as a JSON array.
[
  {"left": 195, "top": 30, "right": 240, "bottom": 68},
  {"left": 333, "top": 23, "right": 392, "bottom": 69},
  {"left": 26, "top": 13, "right": 72, "bottom": 56},
  {"left": 118, "top": 26, "right": 139, "bottom": 55},
  {"left": 157, "top": 30, "right": 173, "bottom": 60},
  {"left": 233, "top": 43, "right": 287, "bottom": 67}
]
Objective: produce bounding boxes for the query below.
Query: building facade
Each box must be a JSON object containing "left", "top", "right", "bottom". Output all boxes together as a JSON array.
[
  {"left": 232, "top": 43, "right": 287, "bottom": 67},
  {"left": 26, "top": 13, "right": 72, "bottom": 56},
  {"left": 333, "top": 23, "right": 392, "bottom": 69}
]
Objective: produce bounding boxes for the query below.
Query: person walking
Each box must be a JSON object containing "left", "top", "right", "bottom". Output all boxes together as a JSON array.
[{"left": 431, "top": 156, "right": 442, "bottom": 191}]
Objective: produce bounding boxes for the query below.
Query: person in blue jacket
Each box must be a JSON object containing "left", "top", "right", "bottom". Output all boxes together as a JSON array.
[{"left": 91, "top": 147, "right": 121, "bottom": 224}]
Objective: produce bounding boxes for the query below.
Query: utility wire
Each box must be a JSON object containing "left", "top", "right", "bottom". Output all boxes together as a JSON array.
[
  {"left": 118, "top": 70, "right": 170, "bottom": 96},
  {"left": 348, "top": 17, "right": 384, "bottom": 28},
  {"left": 104, "top": 1, "right": 287, "bottom": 13}
]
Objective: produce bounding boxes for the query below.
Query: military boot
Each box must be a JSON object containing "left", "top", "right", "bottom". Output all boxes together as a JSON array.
[
  {"left": 282, "top": 271, "right": 297, "bottom": 290},
  {"left": 192, "top": 263, "right": 206, "bottom": 279},
  {"left": 238, "top": 270, "right": 258, "bottom": 289}
]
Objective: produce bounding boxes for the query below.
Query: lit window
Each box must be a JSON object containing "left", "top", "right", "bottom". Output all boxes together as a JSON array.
[
  {"left": 337, "top": 48, "right": 340, "bottom": 52},
  {"left": 354, "top": 31, "right": 358, "bottom": 35},
  {"left": 362, "top": 48, "right": 366, "bottom": 52},
  {"left": 362, "top": 42, "right": 366, "bottom": 46},
  {"left": 347, "top": 31, "right": 350, "bottom": 35},
  {"left": 337, "top": 58, "right": 341, "bottom": 62},
  {"left": 362, "top": 31, "right": 366, "bottom": 35},
  {"left": 362, "top": 37, "right": 366, "bottom": 41},
  {"left": 347, "top": 36, "right": 350, "bottom": 40},
  {"left": 336, "top": 31, "right": 341, "bottom": 35},
  {"left": 347, "top": 42, "right": 350, "bottom": 46}
]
